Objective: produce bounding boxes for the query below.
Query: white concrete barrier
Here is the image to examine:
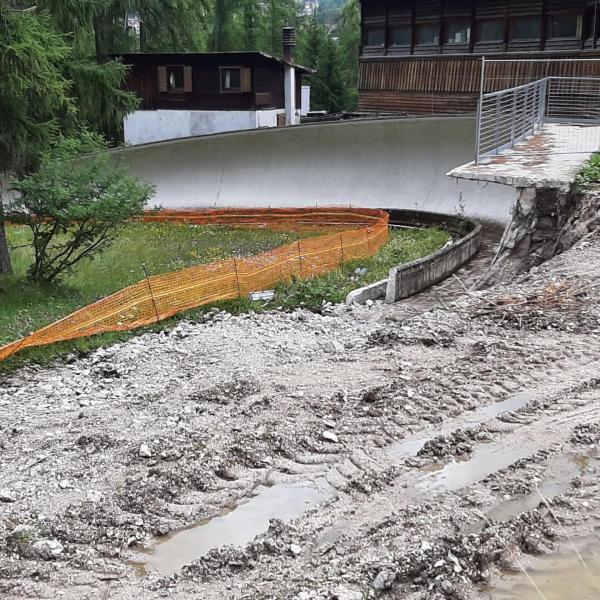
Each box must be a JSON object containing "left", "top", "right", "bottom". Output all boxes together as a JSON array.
[
  {"left": 113, "top": 116, "right": 517, "bottom": 224},
  {"left": 124, "top": 109, "right": 284, "bottom": 145}
]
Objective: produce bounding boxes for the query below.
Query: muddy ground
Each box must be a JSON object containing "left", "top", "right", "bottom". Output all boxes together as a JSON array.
[{"left": 2, "top": 230, "right": 600, "bottom": 600}]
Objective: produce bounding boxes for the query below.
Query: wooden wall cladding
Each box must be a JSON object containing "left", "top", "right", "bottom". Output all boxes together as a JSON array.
[
  {"left": 358, "top": 53, "right": 600, "bottom": 114},
  {"left": 507, "top": 0, "right": 543, "bottom": 17},
  {"left": 358, "top": 90, "right": 478, "bottom": 113},
  {"left": 359, "top": 57, "right": 483, "bottom": 93},
  {"left": 120, "top": 53, "right": 296, "bottom": 111},
  {"left": 475, "top": 0, "right": 506, "bottom": 18},
  {"left": 415, "top": 0, "right": 442, "bottom": 20}
]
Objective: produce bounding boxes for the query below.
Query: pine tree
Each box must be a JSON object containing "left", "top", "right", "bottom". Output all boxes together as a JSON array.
[
  {"left": 243, "top": 0, "right": 260, "bottom": 51},
  {"left": 36, "top": 0, "right": 211, "bottom": 139},
  {"left": 297, "top": 12, "right": 346, "bottom": 112},
  {"left": 297, "top": 12, "right": 326, "bottom": 70},
  {"left": 316, "top": 36, "right": 347, "bottom": 112},
  {"left": 0, "top": 5, "right": 75, "bottom": 273},
  {"left": 337, "top": 0, "right": 360, "bottom": 110},
  {"left": 0, "top": 213, "right": 10, "bottom": 275}
]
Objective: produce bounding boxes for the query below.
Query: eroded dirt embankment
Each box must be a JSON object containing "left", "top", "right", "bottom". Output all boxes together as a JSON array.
[{"left": 2, "top": 227, "right": 600, "bottom": 599}]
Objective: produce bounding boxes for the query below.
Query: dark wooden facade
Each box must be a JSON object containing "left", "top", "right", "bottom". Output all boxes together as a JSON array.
[
  {"left": 116, "top": 52, "right": 305, "bottom": 111},
  {"left": 359, "top": 0, "right": 600, "bottom": 114}
]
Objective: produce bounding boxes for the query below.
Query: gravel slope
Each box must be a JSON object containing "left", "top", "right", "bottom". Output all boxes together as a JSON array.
[{"left": 2, "top": 232, "right": 600, "bottom": 600}]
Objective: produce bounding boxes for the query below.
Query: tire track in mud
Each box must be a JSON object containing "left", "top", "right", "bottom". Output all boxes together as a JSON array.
[
  {"left": 126, "top": 338, "right": 600, "bottom": 583},
  {"left": 308, "top": 359, "right": 600, "bottom": 533},
  {"left": 217, "top": 377, "right": 600, "bottom": 600}
]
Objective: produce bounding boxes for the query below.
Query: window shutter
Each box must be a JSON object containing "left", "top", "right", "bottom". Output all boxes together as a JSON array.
[
  {"left": 157, "top": 66, "right": 167, "bottom": 92},
  {"left": 240, "top": 67, "right": 252, "bottom": 92},
  {"left": 183, "top": 66, "right": 193, "bottom": 92}
]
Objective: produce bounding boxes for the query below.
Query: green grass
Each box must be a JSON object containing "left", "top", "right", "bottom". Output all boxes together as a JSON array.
[
  {"left": 275, "top": 227, "right": 450, "bottom": 310},
  {"left": 0, "top": 223, "right": 449, "bottom": 373},
  {"left": 1, "top": 223, "right": 311, "bottom": 346},
  {"left": 576, "top": 152, "right": 600, "bottom": 187}
]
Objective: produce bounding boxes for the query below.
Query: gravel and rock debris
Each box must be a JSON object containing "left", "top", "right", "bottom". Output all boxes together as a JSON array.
[{"left": 2, "top": 233, "right": 600, "bottom": 599}]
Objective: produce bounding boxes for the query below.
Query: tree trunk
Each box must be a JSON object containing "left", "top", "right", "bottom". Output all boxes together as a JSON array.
[{"left": 0, "top": 223, "right": 12, "bottom": 274}]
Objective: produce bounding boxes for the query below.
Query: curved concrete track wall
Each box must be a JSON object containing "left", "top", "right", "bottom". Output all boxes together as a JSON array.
[{"left": 116, "top": 116, "right": 516, "bottom": 224}]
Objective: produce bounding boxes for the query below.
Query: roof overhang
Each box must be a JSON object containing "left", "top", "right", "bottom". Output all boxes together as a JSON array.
[{"left": 110, "top": 51, "right": 315, "bottom": 75}]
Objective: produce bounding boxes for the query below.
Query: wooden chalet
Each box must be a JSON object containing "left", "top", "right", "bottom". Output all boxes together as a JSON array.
[
  {"left": 359, "top": 0, "right": 600, "bottom": 114},
  {"left": 118, "top": 51, "right": 309, "bottom": 113},
  {"left": 113, "top": 41, "right": 311, "bottom": 144}
]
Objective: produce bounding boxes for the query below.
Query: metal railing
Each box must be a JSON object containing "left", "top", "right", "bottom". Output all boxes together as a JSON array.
[
  {"left": 475, "top": 76, "right": 600, "bottom": 163},
  {"left": 545, "top": 77, "right": 600, "bottom": 122}
]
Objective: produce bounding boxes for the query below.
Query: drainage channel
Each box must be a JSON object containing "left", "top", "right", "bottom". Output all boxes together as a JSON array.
[
  {"left": 389, "top": 391, "right": 533, "bottom": 459},
  {"left": 132, "top": 479, "right": 334, "bottom": 576}
]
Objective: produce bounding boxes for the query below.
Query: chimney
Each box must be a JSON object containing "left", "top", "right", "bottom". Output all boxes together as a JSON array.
[
  {"left": 282, "top": 26, "right": 296, "bottom": 63},
  {"left": 282, "top": 27, "right": 299, "bottom": 126}
]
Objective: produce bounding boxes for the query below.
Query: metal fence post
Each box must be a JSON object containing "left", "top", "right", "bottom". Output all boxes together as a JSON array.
[
  {"left": 474, "top": 56, "right": 485, "bottom": 164},
  {"left": 524, "top": 84, "right": 530, "bottom": 135},
  {"left": 142, "top": 263, "right": 161, "bottom": 323},
  {"left": 539, "top": 77, "right": 548, "bottom": 127},
  {"left": 494, "top": 94, "right": 501, "bottom": 154},
  {"left": 510, "top": 90, "right": 517, "bottom": 147}
]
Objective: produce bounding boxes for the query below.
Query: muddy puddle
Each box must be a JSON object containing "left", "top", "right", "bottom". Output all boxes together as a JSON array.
[
  {"left": 490, "top": 534, "right": 600, "bottom": 599},
  {"left": 467, "top": 454, "right": 590, "bottom": 533},
  {"left": 415, "top": 436, "right": 541, "bottom": 493},
  {"left": 134, "top": 480, "right": 333, "bottom": 575},
  {"left": 389, "top": 391, "right": 533, "bottom": 459}
]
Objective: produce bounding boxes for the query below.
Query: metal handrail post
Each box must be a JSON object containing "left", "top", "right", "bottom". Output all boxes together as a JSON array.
[
  {"left": 510, "top": 90, "right": 517, "bottom": 147},
  {"left": 523, "top": 84, "right": 530, "bottom": 136},
  {"left": 531, "top": 83, "right": 537, "bottom": 132},
  {"left": 494, "top": 95, "right": 501, "bottom": 154},
  {"left": 475, "top": 56, "right": 485, "bottom": 164},
  {"left": 539, "top": 78, "right": 548, "bottom": 127}
]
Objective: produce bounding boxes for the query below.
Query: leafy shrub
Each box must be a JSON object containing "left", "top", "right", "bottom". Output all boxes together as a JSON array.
[
  {"left": 577, "top": 153, "right": 600, "bottom": 187},
  {"left": 8, "top": 132, "right": 154, "bottom": 282}
]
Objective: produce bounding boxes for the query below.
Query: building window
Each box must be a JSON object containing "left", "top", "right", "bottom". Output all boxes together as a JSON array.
[
  {"left": 415, "top": 23, "right": 440, "bottom": 45},
  {"left": 167, "top": 65, "right": 184, "bottom": 92},
  {"left": 477, "top": 18, "right": 505, "bottom": 42},
  {"left": 157, "top": 65, "right": 191, "bottom": 94},
  {"left": 388, "top": 25, "right": 411, "bottom": 46},
  {"left": 220, "top": 66, "right": 251, "bottom": 93},
  {"left": 444, "top": 20, "right": 471, "bottom": 44},
  {"left": 547, "top": 13, "right": 581, "bottom": 38},
  {"left": 221, "top": 67, "right": 241, "bottom": 92},
  {"left": 510, "top": 15, "right": 542, "bottom": 40},
  {"left": 365, "top": 27, "right": 385, "bottom": 46}
]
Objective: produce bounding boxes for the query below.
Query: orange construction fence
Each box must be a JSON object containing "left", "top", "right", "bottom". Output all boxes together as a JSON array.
[{"left": 0, "top": 207, "right": 389, "bottom": 362}]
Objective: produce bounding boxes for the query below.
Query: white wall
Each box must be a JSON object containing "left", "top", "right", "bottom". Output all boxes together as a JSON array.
[
  {"left": 124, "top": 109, "right": 284, "bottom": 145},
  {"left": 115, "top": 117, "right": 518, "bottom": 224},
  {"left": 284, "top": 65, "right": 300, "bottom": 125},
  {"left": 255, "top": 110, "right": 281, "bottom": 129},
  {"left": 301, "top": 86, "right": 311, "bottom": 116}
]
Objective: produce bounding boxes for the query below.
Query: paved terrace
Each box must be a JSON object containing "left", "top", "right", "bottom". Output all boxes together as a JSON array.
[{"left": 448, "top": 123, "right": 600, "bottom": 189}]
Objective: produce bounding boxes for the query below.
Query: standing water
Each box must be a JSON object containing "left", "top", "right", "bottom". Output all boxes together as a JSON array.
[
  {"left": 490, "top": 534, "right": 600, "bottom": 599},
  {"left": 135, "top": 480, "right": 333, "bottom": 575},
  {"left": 389, "top": 391, "right": 533, "bottom": 459}
]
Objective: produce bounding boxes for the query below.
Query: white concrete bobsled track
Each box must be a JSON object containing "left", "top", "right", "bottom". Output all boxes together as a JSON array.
[{"left": 115, "top": 116, "right": 518, "bottom": 224}]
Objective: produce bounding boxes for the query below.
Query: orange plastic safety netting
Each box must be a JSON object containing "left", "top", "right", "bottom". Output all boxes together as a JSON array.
[{"left": 0, "top": 207, "right": 389, "bottom": 362}]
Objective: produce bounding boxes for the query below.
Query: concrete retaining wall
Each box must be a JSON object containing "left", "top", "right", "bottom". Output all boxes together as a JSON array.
[
  {"left": 124, "top": 109, "right": 284, "bottom": 145},
  {"left": 115, "top": 116, "right": 517, "bottom": 224},
  {"left": 385, "top": 211, "right": 481, "bottom": 303}
]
